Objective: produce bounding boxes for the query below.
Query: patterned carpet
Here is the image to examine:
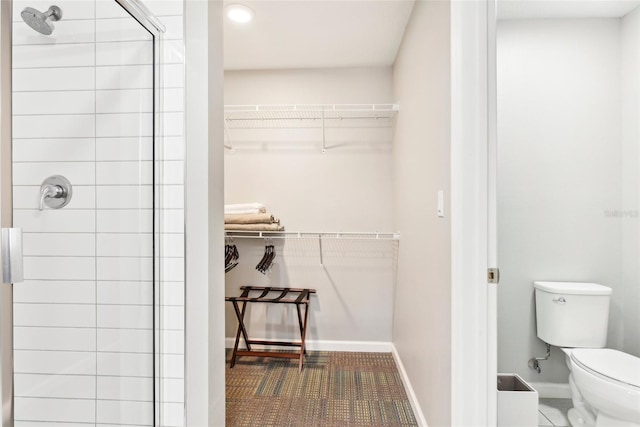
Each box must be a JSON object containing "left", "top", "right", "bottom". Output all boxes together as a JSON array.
[{"left": 226, "top": 350, "right": 418, "bottom": 426}]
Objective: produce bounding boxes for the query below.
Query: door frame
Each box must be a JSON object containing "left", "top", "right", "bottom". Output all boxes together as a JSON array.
[{"left": 450, "top": 0, "right": 497, "bottom": 425}]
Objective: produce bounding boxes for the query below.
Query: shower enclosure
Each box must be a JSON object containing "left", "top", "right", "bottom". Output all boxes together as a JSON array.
[{"left": 1, "top": 0, "right": 184, "bottom": 425}]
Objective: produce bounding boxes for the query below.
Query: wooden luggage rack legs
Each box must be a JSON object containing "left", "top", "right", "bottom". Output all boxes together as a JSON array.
[{"left": 226, "top": 286, "right": 316, "bottom": 372}]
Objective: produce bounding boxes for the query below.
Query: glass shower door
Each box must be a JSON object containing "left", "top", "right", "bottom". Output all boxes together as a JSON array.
[{"left": 11, "top": 0, "right": 157, "bottom": 424}]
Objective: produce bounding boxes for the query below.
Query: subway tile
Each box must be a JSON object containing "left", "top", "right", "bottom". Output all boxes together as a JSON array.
[
  {"left": 96, "top": 257, "right": 153, "bottom": 282},
  {"left": 160, "top": 354, "right": 184, "bottom": 379},
  {"left": 15, "top": 373, "right": 96, "bottom": 399},
  {"left": 159, "top": 15, "right": 184, "bottom": 40},
  {"left": 160, "top": 209, "right": 184, "bottom": 233},
  {"left": 13, "top": 43, "right": 95, "bottom": 68},
  {"left": 14, "top": 91, "right": 95, "bottom": 116},
  {"left": 23, "top": 256, "right": 95, "bottom": 281},
  {"left": 96, "top": 17, "right": 154, "bottom": 43},
  {"left": 22, "top": 233, "right": 95, "bottom": 257},
  {"left": 161, "top": 378, "right": 184, "bottom": 403},
  {"left": 159, "top": 402, "right": 184, "bottom": 427},
  {"left": 96, "top": 64, "right": 153, "bottom": 90},
  {"left": 96, "top": 41, "right": 153, "bottom": 66},
  {"left": 97, "top": 185, "right": 153, "bottom": 210},
  {"left": 161, "top": 257, "right": 184, "bottom": 282},
  {"left": 96, "top": 209, "right": 152, "bottom": 233},
  {"left": 97, "top": 376, "right": 153, "bottom": 401},
  {"left": 13, "top": 138, "right": 95, "bottom": 162},
  {"left": 97, "top": 352, "right": 153, "bottom": 378},
  {"left": 161, "top": 330, "right": 183, "bottom": 354},
  {"left": 161, "top": 161, "right": 184, "bottom": 185},
  {"left": 13, "top": 161, "right": 95, "bottom": 185},
  {"left": 160, "top": 281, "right": 184, "bottom": 306},
  {"left": 162, "top": 63, "right": 184, "bottom": 88},
  {"left": 97, "top": 328, "right": 153, "bottom": 353},
  {"left": 163, "top": 112, "right": 184, "bottom": 136},
  {"left": 14, "top": 303, "right": 95, "bottom": 328},
  {"left": 160, "top": 232, "right": 184, "bottom": 257},
  {"left": 13, "top": 67, "right": 95, "bottom": 92},
  {"left": 13, "top": 114, "right": 95, "bottom": 138},
  {"left": 14, "top": 326, "right": 94, "bottom": 352},
  {"left": 13, "top": 19, "right": 95, "bottom": 45},
  {"left": 97, "top": 353, "right": 153, "bottom": 378},
  {"left": 97, "top": 232, "right": 153, "bottom": 256},
  {"left": 161, "top": 137, "right": 185, "bottom": 161},
  {"left": 14, "top": 185, "right": 94, "bottom": 210},
  {"left": 95, "top": 0, "right": 131, "bottom": 19},
  {"left": 14, "top": 280, "right": 95, "bottom": 304},
  {"left": 13, "top": 0, "right": 96, "bottom": 22},
  {"left": 96, "top": 161, "right": 153, "bottom": 185},
  {"left": 15, "top": 397, "right": 95, "bottom": 424},
  {"left": 98, "top": 305, "right": 153, "bottom": 329},
  {"left": 162, "top": 40, "right": 184, "bottom": 65},
  {"left": 97, "top": 281, "right": 153, "bottom": 305},
  {"left": 14, "top": 350, "right": 96, "bottom": 376},
  {"left": 162, "top": 88, "right": 184, "bottom": 113},
  {"left": 96, "top": 112, "right": 153, "bottom": 137},
  {"left": 14, "top": 209, "right": 95, "bottom": 233},
  {"left": 96, "top": 89, "right": 153, "bottom": 114},
  {"left": 16, "top": 423, "right": 94, "bottom": 427},
  {"left": 96, "top": 137, "right": 153, "bottom": 161},
  {"left": 161, "top": 305, "right": 184, "bottom": 331},
  {"left": 145, "top": 1, "right": 184, "bottom": 17},
  {"left": 96, "top": 400, "right": 153, "bottom": 425}
]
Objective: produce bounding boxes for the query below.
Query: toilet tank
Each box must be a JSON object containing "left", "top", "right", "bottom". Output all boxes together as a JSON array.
[{"left": 534, "top": 281, "right": 612, "bottom": 348}]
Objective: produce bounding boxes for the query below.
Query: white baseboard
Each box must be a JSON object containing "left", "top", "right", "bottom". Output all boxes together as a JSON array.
[
  {"left": 528, "top": 382, "right": 571, "bottom": 399},
  {"left": 224, "top": 337, "right": 393, "bottom": 352},
  {"left": 392, "top": 345, "right": 428, "bottom": 427}
]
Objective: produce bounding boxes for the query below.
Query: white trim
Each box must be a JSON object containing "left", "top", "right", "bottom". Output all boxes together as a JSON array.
[
  {"left": 392, "top": 345, "right": 428, "bottom": 427},
  {"left": 450, "top": 0, "right": 494, "bottom": 425},
  {"left": 529, "top": 382, "right": 571, "bottom": 399},
  {"left": 225, "top": 338, "right": 393, "bottom": 353}
]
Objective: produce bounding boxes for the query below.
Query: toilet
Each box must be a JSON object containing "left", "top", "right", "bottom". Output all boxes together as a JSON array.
[{"left": 534, "top": 281, "right": 640, "bottom": 427}]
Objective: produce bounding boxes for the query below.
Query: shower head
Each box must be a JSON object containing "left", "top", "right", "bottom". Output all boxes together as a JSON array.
[{"left": 21, "top": 5, "right": 62, "bottom": 36}]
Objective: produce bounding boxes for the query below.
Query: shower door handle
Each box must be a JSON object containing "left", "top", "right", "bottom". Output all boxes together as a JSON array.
[{"left": 1, "top": 228, "right": 24, "bottom": 284}]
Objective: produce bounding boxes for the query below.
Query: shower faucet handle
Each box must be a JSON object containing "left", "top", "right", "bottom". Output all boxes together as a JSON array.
[{"left": 39, "top": 175, "right": 72, "bottom": 211}]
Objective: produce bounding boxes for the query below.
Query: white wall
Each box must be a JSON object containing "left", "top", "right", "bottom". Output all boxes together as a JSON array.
[
  {"left": 621, "top": 6, "right": 640, "bottom": 358},
  {"left": 224, "top": 67, "right": 397, "bottom": 346},
  {"left": 392, "top": 1, "right": 451, "bottom": 425},
  {"left": 497, "top": 18, "right": 630, "bottom": 383}
]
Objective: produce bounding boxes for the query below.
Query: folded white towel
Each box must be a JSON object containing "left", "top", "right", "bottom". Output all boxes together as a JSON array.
[{"left": 224, "top": 203, "right": 266, "bottom": 215}]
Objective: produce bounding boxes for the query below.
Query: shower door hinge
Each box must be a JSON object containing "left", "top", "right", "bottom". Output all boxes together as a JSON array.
[{"left": 488, "top": 268, "right": 500, "bottom": 284}]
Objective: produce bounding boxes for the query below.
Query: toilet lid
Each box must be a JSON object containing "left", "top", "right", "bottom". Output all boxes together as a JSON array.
[{"left": 571, "top": 348, "right": 640, "bottom": 389}]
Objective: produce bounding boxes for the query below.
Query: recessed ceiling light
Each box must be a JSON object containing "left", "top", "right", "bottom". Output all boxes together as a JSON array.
[{"left": 226, "top": 4, "right": 254, "bottom": 24}]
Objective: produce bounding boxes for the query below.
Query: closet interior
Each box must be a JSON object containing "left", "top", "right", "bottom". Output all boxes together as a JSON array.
[
  {"left": 223, "top": 3, "right": 451, "bottom": 422},
  {"left": 223, "top": 3, "right": 409, "bottom": 349}
]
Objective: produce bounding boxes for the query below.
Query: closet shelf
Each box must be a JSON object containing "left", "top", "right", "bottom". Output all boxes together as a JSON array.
[
  {"left": 224, "top": 104, "right": 399, "bottom": 125},
  {"left": 223, "top": 103, "right": 399, "bottom": 153},
  {"left": 225, "top": 231, "right": 399, "bottom": 266},
  {"left": 224, "top": 231, "right": 400, "bottom": 241}
]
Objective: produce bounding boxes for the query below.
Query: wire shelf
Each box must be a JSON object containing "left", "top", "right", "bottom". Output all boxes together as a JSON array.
[
  {"left": 224, "top": 104, "right": 399, "bottom": 129},
  {"left": 225, "top": 231, "right": 400, "bottom": 240}
]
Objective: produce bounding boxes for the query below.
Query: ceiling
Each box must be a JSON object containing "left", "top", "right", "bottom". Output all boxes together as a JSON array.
[
  {"left": 223, "top": 0, "right": 416, "bottom": 71},
  {"left": 497, "top": 0, "right": 640, "bottom": 19}
]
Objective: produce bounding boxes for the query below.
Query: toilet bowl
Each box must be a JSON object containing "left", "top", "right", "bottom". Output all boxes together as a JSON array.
[{"left": 562, "top": 348, "right": 640, "bottom": 427}]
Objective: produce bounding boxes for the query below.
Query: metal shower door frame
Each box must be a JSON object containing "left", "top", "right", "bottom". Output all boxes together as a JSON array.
[{"left": 0, "top": 1, "right": 165, "bottom": 425}]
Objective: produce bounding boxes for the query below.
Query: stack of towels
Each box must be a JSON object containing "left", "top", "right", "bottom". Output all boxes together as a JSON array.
[{"left": 224, "top": 203, "right": 285, "bottom": 232}]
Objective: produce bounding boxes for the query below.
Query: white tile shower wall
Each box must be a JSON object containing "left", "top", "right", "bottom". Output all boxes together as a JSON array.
[{"left": 11, "top": 0, "right": 185, "bottom": 426}]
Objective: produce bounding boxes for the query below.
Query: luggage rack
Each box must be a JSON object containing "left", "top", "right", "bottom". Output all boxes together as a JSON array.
[{"left": 225, "top": 286, "right": 316, "bottom": 372}]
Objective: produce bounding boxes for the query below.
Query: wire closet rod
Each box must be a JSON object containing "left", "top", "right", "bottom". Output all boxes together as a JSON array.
[{"left": 224, "top": 231, "right": 400, "bottom": 241}]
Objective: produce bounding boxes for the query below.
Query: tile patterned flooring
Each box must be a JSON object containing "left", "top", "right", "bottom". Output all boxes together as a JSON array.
[{"left": 538, "top": 398, "right": 573, "bottom": 427}]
